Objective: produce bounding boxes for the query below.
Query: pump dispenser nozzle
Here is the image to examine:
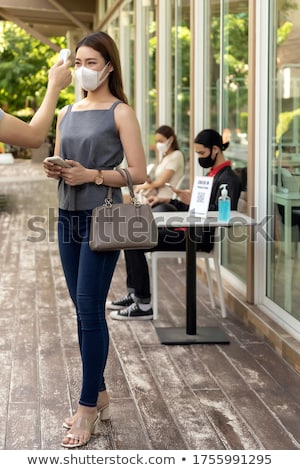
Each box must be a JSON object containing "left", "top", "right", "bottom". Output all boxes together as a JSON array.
[
  {"left": 218, "top": 183, "right": 230, "bottom": 222},
  {"left": 220, "top": 184, "right": 228, "bottom": 199}
]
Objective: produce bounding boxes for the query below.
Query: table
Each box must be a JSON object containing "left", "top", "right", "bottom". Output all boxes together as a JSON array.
[
  {"left": 273, "top": 191, "right": 300, "bottom": 258},
  {"left": 273, "top": 191, "right": 300, "bottom": 311},
  {"left": 152, "top": 211, "right": 255, "bottom": 345}
]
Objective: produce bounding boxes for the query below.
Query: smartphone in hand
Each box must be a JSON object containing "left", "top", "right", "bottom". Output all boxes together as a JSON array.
[{"left": 45, "top": 156, "right": 72, "bottom": 168}]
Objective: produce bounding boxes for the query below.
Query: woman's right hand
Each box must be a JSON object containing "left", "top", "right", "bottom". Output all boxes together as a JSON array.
[
  {"left": 48, "top": 59, "right": 72, "bottom": 91},
  {"left": 43, "top": 159, "right": 63, "bottom": 180},
  {"left": 147, "top": 195, "right": 158, "bottom": 206},
  {"left": 174, "top": 189, "right": 192, "bottom": 205},
  {"left": 147, "top": 195, "right": 170, "bottom": 207}
]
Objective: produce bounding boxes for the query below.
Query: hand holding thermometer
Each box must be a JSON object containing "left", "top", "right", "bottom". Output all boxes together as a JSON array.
[{"left": 58, "top": 48, "right": 71, "bottom": 63}]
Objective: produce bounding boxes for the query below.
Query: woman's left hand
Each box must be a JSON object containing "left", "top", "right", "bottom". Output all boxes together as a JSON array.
[{"left": 60, "top": 160, "right": 90, "bottom": 186}]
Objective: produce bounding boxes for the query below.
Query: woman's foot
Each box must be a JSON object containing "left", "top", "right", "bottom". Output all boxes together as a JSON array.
[
  {"left": 63, "top": 390, "right": 110, "bottom": 429},
  {"left": 61, "top": 406, "right": 98, "bottom": 448}
]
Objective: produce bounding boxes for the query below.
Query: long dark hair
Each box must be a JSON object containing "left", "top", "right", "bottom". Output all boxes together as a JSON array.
[
  {"left": 155, "top": 125, "right": 180, "bottom": 151},
  {"left": 76, "top": 31, "right": 128, "bottom": 104}
]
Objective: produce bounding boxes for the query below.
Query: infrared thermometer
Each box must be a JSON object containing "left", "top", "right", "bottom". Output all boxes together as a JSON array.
[{"left": 58, "top": 48, "right": 71, "bottom": 63}]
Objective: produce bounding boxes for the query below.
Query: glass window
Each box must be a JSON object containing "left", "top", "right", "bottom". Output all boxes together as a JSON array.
[
  {"left": 138, "top": 0, "right": 157, "bottom": 163},
  {"left": 169, "top": 0, "right": 191, "bottom": 187},
  {"left": 106, "top": 16, "right": 120, "bottom": 46},
  {"left": 205, "top": 0, "right": 249, "bottom": 282},
  {"left": 106, "top": 1, "right": 134, "bottom": 103},
  {"left": 104, "top": 1, "right": 156, "bottom": 164},
  {"left": 267, "top": 0, "right": 300, "bottom": 320},
  {"left": 155, "top": 0, "right": 190, "bottom": 185},
  {"left": 119, "top": 1, "right": 134, "bottom": 104}
]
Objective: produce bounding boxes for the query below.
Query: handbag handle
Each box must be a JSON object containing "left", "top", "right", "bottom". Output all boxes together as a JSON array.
[{"left": 105, "top": 167, "right": 141, "bottom": 206}]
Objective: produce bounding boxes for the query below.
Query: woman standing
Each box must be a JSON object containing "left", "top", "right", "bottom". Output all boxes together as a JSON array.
[{"left": 43, "top": 31, "right": 147, "bottom": 448}]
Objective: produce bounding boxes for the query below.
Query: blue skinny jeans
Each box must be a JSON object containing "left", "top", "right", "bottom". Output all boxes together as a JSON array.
[{"left": 58, "top": 209, "right": 119, "bottom": 407}]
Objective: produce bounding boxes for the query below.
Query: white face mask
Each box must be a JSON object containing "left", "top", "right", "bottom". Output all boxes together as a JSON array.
[
  {"left": 156, "top": 139, "right": 171, "bottom": 160},
  {"left": 74, "top": 62, "right": 111, "bottom": 91}
]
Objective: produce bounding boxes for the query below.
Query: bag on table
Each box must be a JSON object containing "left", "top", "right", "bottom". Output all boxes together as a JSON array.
[{"left": 89, "top": 168, "right": 158, "bottom": 251}]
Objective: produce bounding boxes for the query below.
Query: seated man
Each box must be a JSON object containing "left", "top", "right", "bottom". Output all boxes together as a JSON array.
[{"left": 108, "top": 128, "right": 241, "bottom": 320}]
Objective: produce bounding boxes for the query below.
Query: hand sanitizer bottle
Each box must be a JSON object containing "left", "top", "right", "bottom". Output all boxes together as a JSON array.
[{"left": 218, "top": 184, "right": 231, "bottom": 222}]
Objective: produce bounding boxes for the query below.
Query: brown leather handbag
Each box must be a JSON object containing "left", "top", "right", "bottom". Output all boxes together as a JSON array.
[{"left": 89, "top": 168, "right": 158, "bottom": 251}]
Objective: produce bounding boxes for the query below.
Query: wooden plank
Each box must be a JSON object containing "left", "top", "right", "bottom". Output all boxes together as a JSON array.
[
  {"left": 0, "top": 352, "right": 12, "bottom": 449},
  {"left": 108, "top": 398, "right": 152, "bottom": 450},
  {"left": 194, "top": 389, "right": 262, "bottom": 449},
  {"left": 246, "top": 342, "right": 300, "bottom": 401},
  {"left": 109, "top": 320, "right": 187, "bottom": 449},
  {"left": 38, "top": 307, "right": 76, "bottom": 450},
  {"left": 9, "top": 307, "right": 38, "bottom": 404},
  {"left": 163, "top": 344, "right": 222, "bottom": 390},
  {"left": 222, "top": 316, "right": 266, "bottom": 345},
  {"left": 5, "top": 403, "right": 40, "bottom": 450},
  {"left": 105, "top": 342, "right": 132, "bottom": 399},
  {"left": 222, "top": 341, "right": 300, "bottom": 444},
  {"left": 145, "top": 347, "right": 225, "bottom": 449},
  {"left": 192, "top": 344, "right": 299, "bottom": 449}
]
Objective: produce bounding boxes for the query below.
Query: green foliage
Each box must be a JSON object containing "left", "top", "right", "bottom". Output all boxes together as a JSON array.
[
  {"left": 147, "top": 23, "right": 191, "bottom": 129},
  {"left": 240, "top": 112, "right": 248, "bottom": 133},
  {"left": 172, "top": 25, "right": 191, "bottom": 88},
  {"left": 277, "top": 21, "right": 293, "bottom": 45},
  {"left": 276, "top": 108, "right": 300, "bottom": 144},
  {"left": 211, "top": 13, "right": 248, "bottom": 86},
  {"left": 0, "top": 21, "right": 73, "bottom": 116},
  {"left": 210, "top": 13, "right": 249, "bottom": 130}
]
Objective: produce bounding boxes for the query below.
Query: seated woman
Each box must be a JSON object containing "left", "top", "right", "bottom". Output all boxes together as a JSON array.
[
  {"left": 107, "top": 128, "right": 241, "bottom": 320},
  {"left": 136, "top": 125, "right": 185, "bottom": 209}
]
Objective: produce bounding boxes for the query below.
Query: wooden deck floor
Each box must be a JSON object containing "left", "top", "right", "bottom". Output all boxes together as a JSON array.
[{"left": 1, "top": 160, "right": 300, "bottom": 450}]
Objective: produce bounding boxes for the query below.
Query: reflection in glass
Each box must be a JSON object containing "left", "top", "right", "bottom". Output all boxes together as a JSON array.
[
  {"left": 268, "top": 0, "right": 300, "bottom": 319},
  {"left": 206, "top": 0, "right": 249, "bottom": 282}
]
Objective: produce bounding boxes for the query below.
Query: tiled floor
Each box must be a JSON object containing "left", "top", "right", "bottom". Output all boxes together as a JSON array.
[{"left": 0, "top": 160, "right": 300, "bottom": 450}]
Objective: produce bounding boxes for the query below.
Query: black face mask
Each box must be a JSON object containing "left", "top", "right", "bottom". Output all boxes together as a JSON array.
[{"left": 198, "top": 149, "right": 216, "bottom": 169}]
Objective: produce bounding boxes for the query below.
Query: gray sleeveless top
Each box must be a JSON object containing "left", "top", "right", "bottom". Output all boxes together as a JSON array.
[
  {"left": 0, "top": 108, "right": 5, "bottom": 120},
  {"left": 58, "top": 101, "right": 124, "bottom": 210}
]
